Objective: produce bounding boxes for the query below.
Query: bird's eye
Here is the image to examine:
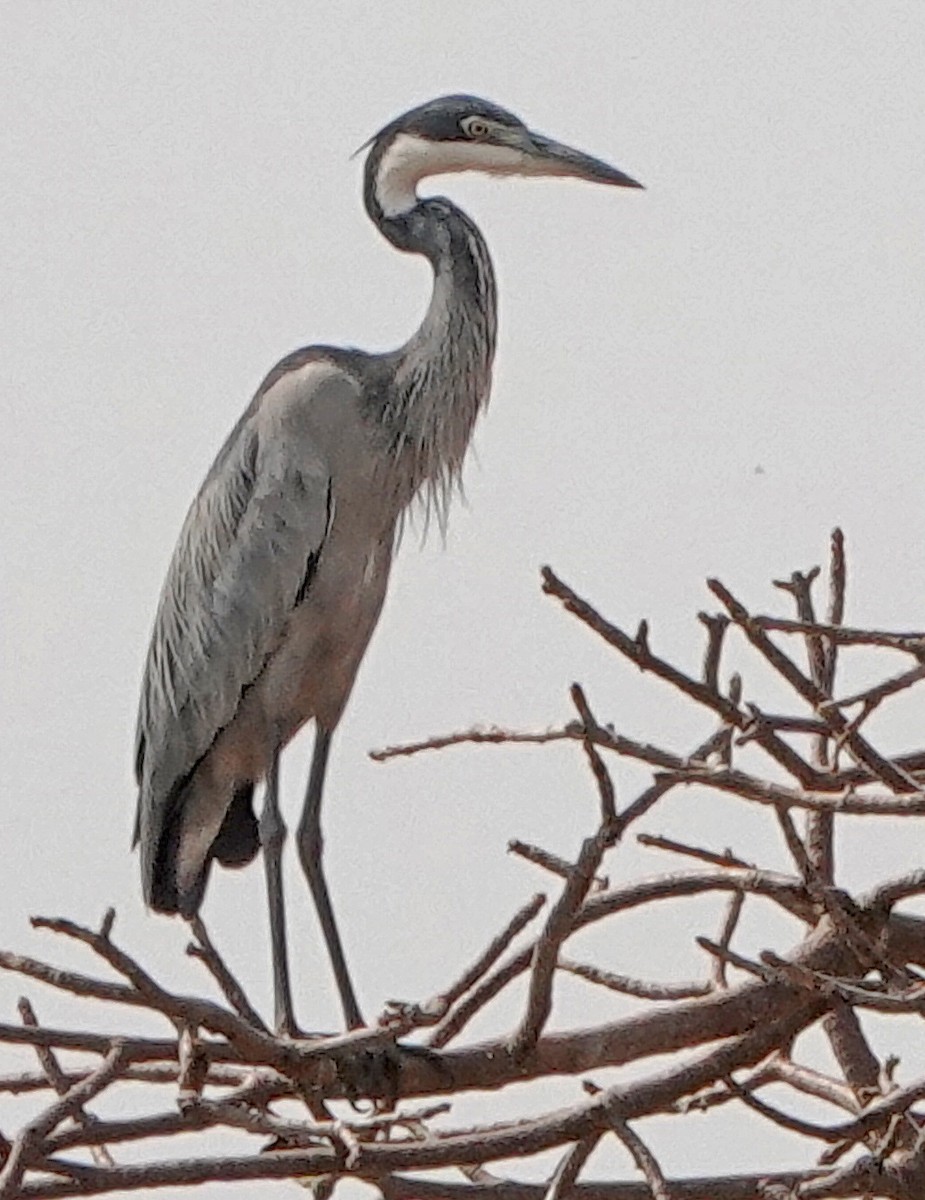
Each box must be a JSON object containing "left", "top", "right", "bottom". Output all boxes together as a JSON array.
[{"left": 462, "top": 117, "right": 490, "bottom": 140}]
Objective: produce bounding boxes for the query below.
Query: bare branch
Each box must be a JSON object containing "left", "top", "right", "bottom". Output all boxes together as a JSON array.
[
  {"left": 822, "top": 999, "right": 881, "bottom": 1099},
  {"left": 511, "top": 828, "right": 610, "bottom": 1059},
  {"left": 608, "top": 1119, "right": 670, "bottom": 1200},
  {"left": 708, "top": 577, "right": 917, "bottom": 793},
  {"left": 422, "top": 891, "right": 546, "bottom": 1018},
  {"left": 712, "top": 891, "right": 745, "bottom": 989},
  {"left": 752, "top": 617, "right": 925, "bottom": 653},
  {"left": 559, "top": 959, "right": 710, "bottom": 1001},
  {"left": 371, "top": 724, "right": 579, "bottom": 762},
  {"left": 698, "top": 612, "right": 730, "bottom": 692},
  {"left": 16, "top": 1000, "right": 114, "bottom": 1167},
  {"left": 571, "top": 684, "right": 617, "bottom": 832},
  {"left": 28, "top": 916, "right": 282, "bottom": 1061},
  {"left": 0, "top": 1042, "right": 128, "bottom": 1198},
  {"left": 835, "top": 663, "right": 925, "bottom": 709},
  {"left": 186, "top": 917, "right": 269, "bottom": 1032},
  {"left": 635, "top": 834, "right": 750, "bottom": 870},
  {"left": 542, "top": 566, "right": 819, "bottom": 787},
  {"left": 544, "top": 1135, "right": 600, "bottom": 1200},
  {"left": 657, "top": 764, "right": 925, "bottom": 816},
  {"left": 510, "top": 840, "right": 592, "bottom": 882}
]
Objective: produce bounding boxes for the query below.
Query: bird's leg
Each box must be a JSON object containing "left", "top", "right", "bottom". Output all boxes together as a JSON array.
[
  {"left": 296, "top": 726, "right": 364, "bottom": 1030},
  {"left": 260, "top": 750, "right": 298, "bottom": 1036}
]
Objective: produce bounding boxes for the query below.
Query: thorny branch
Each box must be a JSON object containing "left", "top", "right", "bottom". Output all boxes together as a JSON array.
[{"left": 2, "top": 533, "right": 925, "bottom": 1199}]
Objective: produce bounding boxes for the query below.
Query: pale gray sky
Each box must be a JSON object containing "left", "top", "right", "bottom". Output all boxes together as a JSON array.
[{"left": 2, "top": 2, "right": 925, "bottom": 1194}]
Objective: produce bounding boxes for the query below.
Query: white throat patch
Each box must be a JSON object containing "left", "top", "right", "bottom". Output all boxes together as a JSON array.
[{"left": 374, "top": 132, "right": 527, "bottom": 218}]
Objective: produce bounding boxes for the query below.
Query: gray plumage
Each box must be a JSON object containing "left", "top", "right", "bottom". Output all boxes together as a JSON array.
[{"left": 134, "top": 94, "right": 642, "bottom": 1032}]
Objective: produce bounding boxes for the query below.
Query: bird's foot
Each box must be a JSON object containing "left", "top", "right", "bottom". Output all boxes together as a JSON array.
[
  {"left": 336, "top": 1041, "right": 404, "bottom": 1111},
  {"left": 329, "top": 1040, "right": 449, "bottom": 1112}
]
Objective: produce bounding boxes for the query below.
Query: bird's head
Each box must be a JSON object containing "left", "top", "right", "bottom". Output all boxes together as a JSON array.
[{"left": 363, "top": 94, "right": 643, "bottom": 220}]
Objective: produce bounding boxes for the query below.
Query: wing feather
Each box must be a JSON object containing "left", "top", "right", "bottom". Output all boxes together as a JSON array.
[{"left": 134, "top": 394, "right": 331, "bottom": 849}]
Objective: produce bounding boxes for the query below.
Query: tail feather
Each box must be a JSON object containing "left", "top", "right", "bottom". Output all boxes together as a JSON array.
[{"left": 143, "top": 782, "right": 259, "bottom": 916}]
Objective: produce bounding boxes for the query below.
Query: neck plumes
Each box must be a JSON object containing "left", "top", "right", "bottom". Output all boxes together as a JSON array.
[{"left": 373, "top": 197, "right": 498, "bottom": 525}]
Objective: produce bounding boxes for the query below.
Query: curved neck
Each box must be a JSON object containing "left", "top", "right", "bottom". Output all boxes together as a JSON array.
[{"left": 365, "top": 187, "right": 498, "bottom": 522}]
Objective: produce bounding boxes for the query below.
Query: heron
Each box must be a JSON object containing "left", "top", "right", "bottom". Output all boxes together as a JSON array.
[{"left": 134, "top": 94, "right": 642, "bottom": 1036}]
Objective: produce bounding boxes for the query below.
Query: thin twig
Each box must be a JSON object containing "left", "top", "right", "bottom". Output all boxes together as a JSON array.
[
  {"left": 775, "top": 560, "right": 836, "bottom": 880},
  {"left": 774, "top": 565, "right": 824, "bottom": 691},
  {"left": 770, "top": 1057, "right": 859, "bottom": 1114},
  {"left": 696, "top": 939, "right": 773, "bottom": 982},
  {"left": 0, "top": 1042, "right": 128, "bottom": 1199},
  {"left": 28, "top": 917, "right": 281, "bottom": 1062},
  {"left": 371, "top": 726, "right": 577, "bottom": 762},
  {"left": 423, "top": 892, "right": 546, "bottom": 1017},
  {"left": 775, "top": 807, "right": 816, "bottom": 890},
  {"left": 711, "top": 893, "right": 744, "bottom": 989},
  {"left": 16, "top": 1000, "right": 114, "bottom": 1168},
  {"left": 510, "top": 841, "right": 588, "bottom": 882},
  {"left": 751, "top": 619, "right": 924, "bottom": 652},
  {"left": 544, "top": 1135, "right": 600, "bottom": 1200},
  {"left": 835, "top": 663, "right": 925, "bottom": 709},
  {"left": 608, "top": 1119, "right": 671, "bottom": 1200},
  {"left": 510, "top": 829, "right": 610, "bottom": 1059},
  {"left": 187, "top": 917, "right": 269, "bottom": 1033},
  {"left": 656, "top": 764, "right": 925, "bottom": 816},
  {"left": 824, "top": 528, "right": 846, "bottom": 687},
  {"left": 636, "top": 834, "right": 750, "bottom": 871},
  {"left": 708, "top": 578, "right": 917, "bottom": 793},
  {"left": 571, "top": 685, "right": 618, "bottom": 832},
  {"left": 559, "top": 959, "right": 710, "bottom": 1001},
  {"left": 541, "top": 566, "right": 818, "bottom": 787},
  {"left": 725, "top": 1074, "right": 841, "bottom": 1143},
  {"left": 424, "top": 946, "right": 532, "bottom": 1050},
  {"left": 736, "top": 708, "right": 830, "bottom": 741},
  {"left": 698, "top": 613, "right": 729, "bottom": 693}
]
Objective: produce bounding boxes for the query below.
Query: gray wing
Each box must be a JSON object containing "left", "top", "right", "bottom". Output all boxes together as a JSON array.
[{"left": 134, "top": 388, "right": 332, "bottom": 847}]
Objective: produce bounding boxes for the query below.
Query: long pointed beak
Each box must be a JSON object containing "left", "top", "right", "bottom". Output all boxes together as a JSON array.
[{"left": 521, "top": 130, "right": 644, "bottom": 189}]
